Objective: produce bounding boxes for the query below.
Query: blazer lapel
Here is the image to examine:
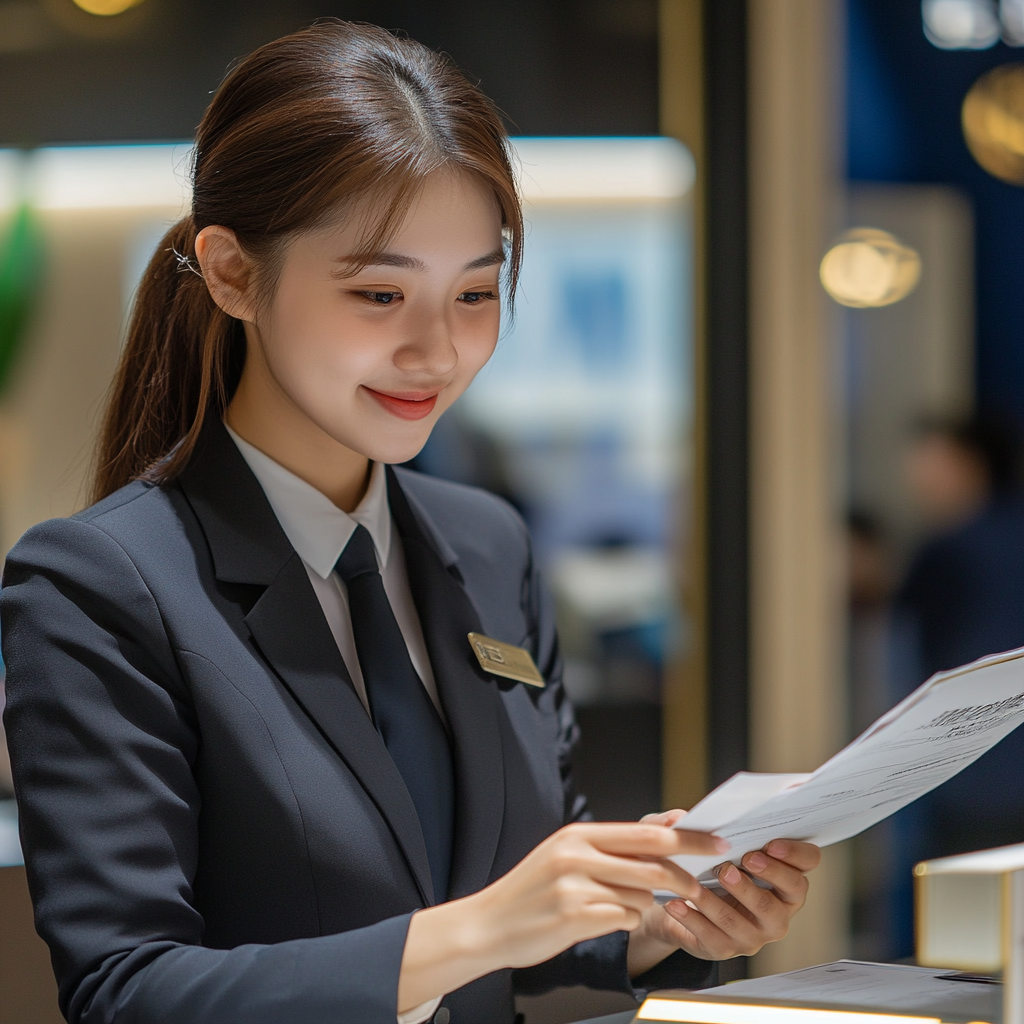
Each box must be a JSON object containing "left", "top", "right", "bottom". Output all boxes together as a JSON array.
[
  {"left": 388, "top": 468, "right": 506, "bottom": 900},
  {"left": 244, "top": 559, "right": 435, "bottom": 905},
  {"left": 178, "top": 419, "right": 435, "bottom": 905}
]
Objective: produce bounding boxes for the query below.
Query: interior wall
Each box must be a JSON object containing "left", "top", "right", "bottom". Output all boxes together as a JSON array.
[
  {"left": 747, "top": 0, "right": 850, "bottom": 975},
  {"left": 0, "top": 866, "right": 62, "bottom": 1024},
  {"left": 847, "top": 0, "right": 1024, "bottom": 424},
  {"left": 845, "top": 184, "right": 975, "bottom": 558},
  {"left": 0, "top": 206, "right": 178, "bottom": 557}
]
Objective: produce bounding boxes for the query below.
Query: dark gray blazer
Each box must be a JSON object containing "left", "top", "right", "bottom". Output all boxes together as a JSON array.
[{"left": 1, "top": 419, "right": 713, "bottom": 1024}]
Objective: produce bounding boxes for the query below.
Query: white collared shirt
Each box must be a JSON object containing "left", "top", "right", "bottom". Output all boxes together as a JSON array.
[
  {"left": 227, "top": 425, "right": 442, "bottom": 721},
  {"left": 226, "top": 426, "right": 444, "bottom": 1024}
]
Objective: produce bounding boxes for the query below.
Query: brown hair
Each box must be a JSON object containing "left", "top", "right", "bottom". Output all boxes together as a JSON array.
[{"left": 92, "top": 20, "right": 522, "bottom": 502}]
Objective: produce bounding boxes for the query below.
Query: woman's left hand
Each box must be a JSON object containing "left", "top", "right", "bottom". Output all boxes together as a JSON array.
[{"left": 626, "top": 809, "right": 821, "bottom": 976}]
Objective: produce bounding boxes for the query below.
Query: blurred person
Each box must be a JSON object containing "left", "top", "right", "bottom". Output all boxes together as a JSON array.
[
  {"left": 899, "top": 414, "right": 1024, "bottom": 708},
  {"left": 847, "top": 510, "right": 893, "bottom": 738},
  {"left": 887, "top": 412, "right": 1024, "bottom": 955},
  {"left": 0, "top": 22, "right": 820, "bottom": 1024},
  {"left": 904, "top": 415, "right": 1013, "bottom": 533}
]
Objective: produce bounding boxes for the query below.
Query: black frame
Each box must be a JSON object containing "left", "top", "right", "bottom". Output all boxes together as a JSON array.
[{"left": 704, "top": 0, "right": 750, "bottom": 788}]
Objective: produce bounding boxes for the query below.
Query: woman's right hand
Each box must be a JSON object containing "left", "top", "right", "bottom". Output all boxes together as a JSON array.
[
  {"left": 398, "top": 821, "right": 727, "bottom": 1013},
  {"left": 468, "top": 821, "right": 727, "bottom": 967}
]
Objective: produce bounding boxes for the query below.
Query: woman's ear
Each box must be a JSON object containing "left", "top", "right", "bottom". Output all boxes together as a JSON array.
[{"left": 195, "top": 225, "right": 257, "bottom": 321}]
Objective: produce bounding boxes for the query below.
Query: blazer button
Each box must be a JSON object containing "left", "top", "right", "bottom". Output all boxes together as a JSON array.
[{"left": 432, "top": 1008, "right": 450, "bottom": 1024}]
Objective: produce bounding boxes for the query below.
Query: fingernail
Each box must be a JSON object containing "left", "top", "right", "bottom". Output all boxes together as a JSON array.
[
  {"left": 667, "top": 900, "right": 688, "bottom": 917},
  {"left": 714, "top": 836, "right": 731, "bottom": 854},
  {"left": 767, "top": 841, "right": 786, "bottom": 858},
  {"left": 746, "top": 852, "right": 769, "bottom": 872},
  {"left": 721, "top": 865, "right": 741, "bottom": 885}
]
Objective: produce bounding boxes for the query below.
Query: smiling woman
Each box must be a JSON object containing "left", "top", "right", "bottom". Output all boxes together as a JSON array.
[
  {"left": 0, "top": 19, "right": 819, "bottom": 1024},
  {"left": 91, "top": 22, "right": 523, "bottom": 504},
  {"left": 202, "top": 171, "right": 506, "bottom": 507}
]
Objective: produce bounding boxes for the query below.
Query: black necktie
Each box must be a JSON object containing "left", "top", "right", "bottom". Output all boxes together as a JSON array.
[{"left": 335, "top": 524, "right": 454, "bottom": 901}]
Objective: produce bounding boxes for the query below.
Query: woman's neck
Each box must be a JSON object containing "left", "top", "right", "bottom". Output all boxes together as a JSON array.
[{"left": 226, "top": 371, "right": 371, "bottom": 514}]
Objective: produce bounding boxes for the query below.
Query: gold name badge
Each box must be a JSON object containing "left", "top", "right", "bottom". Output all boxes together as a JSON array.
[{"left": 468, "top": 632, "right": 545, "bottom": 688}]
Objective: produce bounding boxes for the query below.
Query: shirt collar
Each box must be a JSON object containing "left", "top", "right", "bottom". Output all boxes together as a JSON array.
[{"left": 225, "top": 423, "right": 391, "bottom": 579}]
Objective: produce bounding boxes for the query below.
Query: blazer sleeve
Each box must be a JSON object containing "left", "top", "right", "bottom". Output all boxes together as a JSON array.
[
  {"left": 1, "top": 517, "right": 414, "bottom": 1024},
  {"left": 511, "top": 532, "right": 718, "bottom": 999}
]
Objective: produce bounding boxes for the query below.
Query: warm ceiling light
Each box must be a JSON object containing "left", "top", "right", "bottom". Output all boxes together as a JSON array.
[
  {"left": 1004, "top": 0, "right": 1024, "bottom": 43},
  {"left": 70, "top": 0, "right": 144, "bottom": 15},
  {"left": 636, "top": 996, "right": 943, "bottom": 1024},
  {"left": 819, "top": 228, "right": 922, "bottom": 309},
  {"left": 923, "top": 0, "right": 1001, "bottom": 48},
  {"left": 962, "top": 63, "right": 1024, "bottom": 185}
]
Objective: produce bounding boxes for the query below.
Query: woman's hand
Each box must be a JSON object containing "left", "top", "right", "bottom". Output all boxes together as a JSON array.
[
  {"left": 398, "top": 820, "right": 726, "bottom": 1013},
  {"left": 626, "top": 810, "right": 821, "bottom": 977},
  {"left": 465, "top": 821, "right": 727, "bottom": 968}
]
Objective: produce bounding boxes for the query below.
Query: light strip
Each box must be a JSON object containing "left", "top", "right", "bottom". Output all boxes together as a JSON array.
[
  {"left": 0, "top": 137, "right": 693, "bottom": 211},
  {"left": 0, "top": 144, "right": 191, "bottom": 211},
  {"left": 636, "top": 998, "right": 946, "bottom": 1024},
  {"left": 511, "top": 137, "right": 694, "bottom": 201}
]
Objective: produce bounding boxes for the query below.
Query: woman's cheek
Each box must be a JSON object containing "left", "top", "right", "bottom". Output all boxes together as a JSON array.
[
  {"left": 456, "top": 316, "right": 500, "bottom": 371},
  {"left": 290, "top": 326, "right": 383, "bottom": 388}
]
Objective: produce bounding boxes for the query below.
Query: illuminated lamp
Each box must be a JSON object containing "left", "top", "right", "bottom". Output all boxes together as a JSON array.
[
  {"left": 819, "top": 229, "right": 921, "bottom": 309},
  {"left": 1005, "top": 0, "right": 1024, "bottom": 44},
  {"left": 922, "top": 0, "right": 1001, "bottom": 49},
  {"left": 962, "top": 63, "right": 1024, "bottom": 186},
  {"left": 70, "top": 0, "right": 144, "bottom": 15}
]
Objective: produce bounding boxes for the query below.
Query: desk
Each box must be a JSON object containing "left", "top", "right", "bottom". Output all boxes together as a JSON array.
[{"left": 619, "top": 960, "right": 1001, "bottom": 1024}]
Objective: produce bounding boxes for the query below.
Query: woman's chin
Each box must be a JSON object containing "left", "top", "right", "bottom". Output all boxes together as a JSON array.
[{"left": 356, "top": 430, "right": 434, "bottom": 467}]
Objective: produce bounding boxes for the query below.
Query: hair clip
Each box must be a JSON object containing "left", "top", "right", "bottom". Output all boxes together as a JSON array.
[{"left": 168, "top": 247, "right": 203, "bottom": 278}]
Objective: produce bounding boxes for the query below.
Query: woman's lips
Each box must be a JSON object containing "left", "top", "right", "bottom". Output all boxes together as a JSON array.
[{"left": 363, "top": 386, "right": 440, "bottom": 421}]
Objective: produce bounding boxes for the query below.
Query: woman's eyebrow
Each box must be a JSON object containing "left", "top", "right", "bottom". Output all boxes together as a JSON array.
[
  {"left": 331, "top": 251, "right": 424, "bottom": 275},
  {"left": 330, "top": 248, "right": 506, "bottom": 277},
  {"left": 463, "top": 249, "right": 506, "bottom": 271}
]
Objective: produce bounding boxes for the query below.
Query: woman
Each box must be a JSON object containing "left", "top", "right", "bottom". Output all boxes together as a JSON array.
[{"left": 1, "top": 22, "right": 819, "bottom": 1024}]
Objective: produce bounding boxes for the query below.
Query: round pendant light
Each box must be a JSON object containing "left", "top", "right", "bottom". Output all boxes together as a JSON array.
[
  {"left": 820, "top": 229, "right": 922, "bottom": 309},
  {"left": 962, "top": 63, "right": 1024, "bottom": 187}
]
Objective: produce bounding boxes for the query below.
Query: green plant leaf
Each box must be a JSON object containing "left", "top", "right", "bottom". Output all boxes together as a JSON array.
[{"left": 0, "top": 202, "right": 45, "bottom": 397}]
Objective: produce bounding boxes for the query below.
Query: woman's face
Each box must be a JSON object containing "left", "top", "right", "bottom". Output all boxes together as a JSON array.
[{"left": 216, "top": 169, "right": 505, "bottom": 469}]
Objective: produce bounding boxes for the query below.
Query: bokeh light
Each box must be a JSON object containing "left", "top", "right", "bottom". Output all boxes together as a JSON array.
[
  {"left": 962, "top": 63, "right": 1024, "bottom": 186},
  {"left": 819, "top": 228, "right": 922, "bottom": 309},
  {"left": 1004, "top": 0, "right": 1024, "bottom": 44},
  {"left": 70, "top": 0, "right": 144, "bottom": 15},
  {"left": 922, "top": 0, "right": 1001, "bottom": 49}
]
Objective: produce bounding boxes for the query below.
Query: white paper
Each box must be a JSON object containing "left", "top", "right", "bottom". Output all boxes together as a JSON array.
[
  {"left": 680, "top": 772, "right": 811, "bottom": 831},
  {"left": 672, "top": 646, "right": 1024, "bottom": 883},
  {"left": 702, "top": 960, "right": 1001, "bottom": 1016}
]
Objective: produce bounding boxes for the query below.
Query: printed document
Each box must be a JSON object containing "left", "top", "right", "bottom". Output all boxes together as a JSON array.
[
  {"left": 700, "top": 960, "right": 1000, "bottom": 1018},
  {"left": 671, "top": 646, "right": 1024, "bottom": 883}
]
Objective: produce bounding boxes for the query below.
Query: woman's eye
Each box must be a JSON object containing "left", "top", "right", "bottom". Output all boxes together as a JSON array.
[
  {"left": 361, "top": 291, "right": 400, "bottom": 305},
  {"left": 458, "top": 290, "right": 498, "bottom": 304}
]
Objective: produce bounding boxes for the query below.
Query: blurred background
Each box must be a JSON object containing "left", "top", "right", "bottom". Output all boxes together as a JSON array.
[{"left": 1, "top": 0, "right": 1024, "bottom": 1020}]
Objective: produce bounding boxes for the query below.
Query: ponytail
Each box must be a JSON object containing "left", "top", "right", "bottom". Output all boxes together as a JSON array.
[{"left": 91, "top": 216, "right": 243, "bottom": 503}]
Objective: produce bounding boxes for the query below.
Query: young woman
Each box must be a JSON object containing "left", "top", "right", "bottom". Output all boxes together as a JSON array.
[{"left": 1, "top": 22, "right": 819, "bottom": 1024}]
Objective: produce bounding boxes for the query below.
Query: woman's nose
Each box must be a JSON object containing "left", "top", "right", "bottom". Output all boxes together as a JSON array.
[{"left": 394, "top": 317, "right": 458, "bottom": 376}]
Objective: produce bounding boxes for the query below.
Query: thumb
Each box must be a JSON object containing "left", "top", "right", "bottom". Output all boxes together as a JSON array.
[{"left": 640, "top": 809, "right": 687, "bottom": 827}]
